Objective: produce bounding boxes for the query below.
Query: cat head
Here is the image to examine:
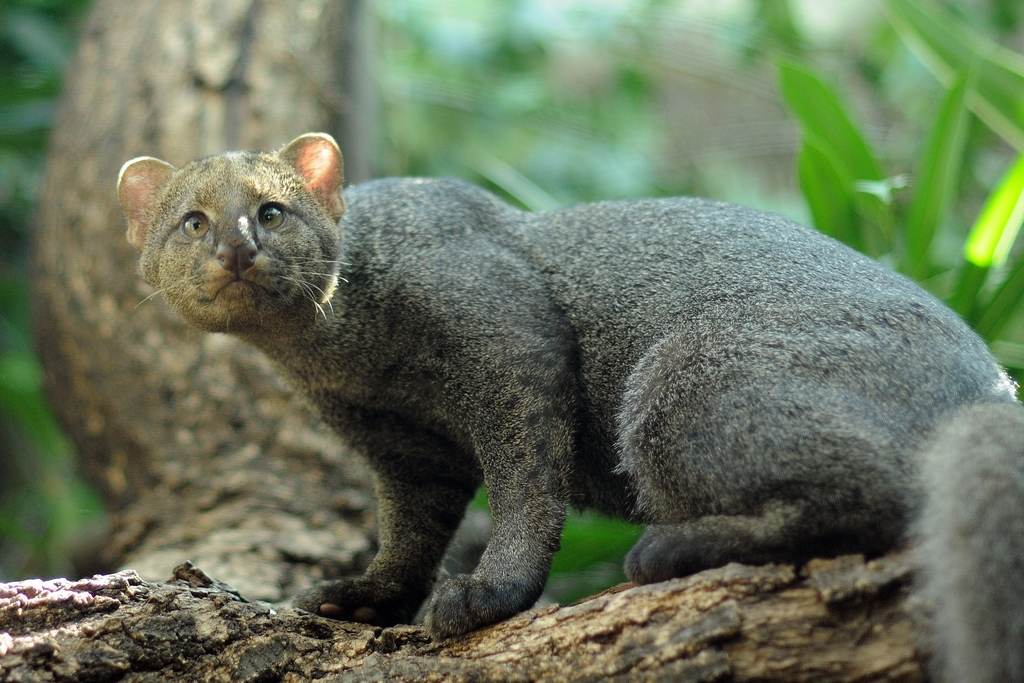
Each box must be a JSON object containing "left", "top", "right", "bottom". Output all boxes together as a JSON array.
[{"left": 118, "top": 133, "right": 345, "bottom": 334}]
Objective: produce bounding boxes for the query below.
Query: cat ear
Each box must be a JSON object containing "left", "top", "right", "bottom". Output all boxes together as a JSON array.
[
  {"left": 118, "top": 156, "right": 176, "bottom": 250},
  {"left": 278, "top": 132, "right": 345, "bottom": 220}
]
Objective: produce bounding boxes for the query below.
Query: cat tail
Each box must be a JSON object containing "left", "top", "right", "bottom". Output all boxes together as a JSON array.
[{"left": 917, "top": 401, "right": 1024, "bottom": 682}]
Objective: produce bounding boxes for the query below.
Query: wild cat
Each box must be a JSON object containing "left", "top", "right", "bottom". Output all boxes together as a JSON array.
[{"left": 119, "top": 133, "right": 1024, "bottom": 681}]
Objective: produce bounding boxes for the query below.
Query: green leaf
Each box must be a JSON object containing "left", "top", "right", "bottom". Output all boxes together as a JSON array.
[
  {"left": 0, "top": 9, "right": 73, "bottom": 71},
  {"left": 853, "top": 175, "right": 909, "bottom": 204},
  {"left": 948, "top": 262, "right": 989, "bottom": 319},
  {"left": 778, "top": 61, "right": 885, "bottom": 184},
  {"left": 976, "top": 253, "right": 1024, "bottom": 340},
  {"left": 964, "top": 154, "right": 1024, "bottom": 268},
  {"left": 971, "top": 155, "right": 1024, "bottom": 339},
  {"left": 468, "top": 153, "right": 560, "bottom": 211},
  {"left": 743, "top": 0, "right": 805, "bottom": 61},
  {"left": 778, "top": 60, "right": 892, "bottom": 254},
  {"left": 0, "top": 100, "right": 57, "bottom": 136},
  {"left": 885, "top": 0, "right": 1024, "bottom": 150},
  {"left": 796, "top": 138, "right": 861, "bottom": 250},
  {"left": 949, "top": 153, "right": 1024, "bottom": 319},
  {"left": 0, "top": 351, "right": 40, "bottom": 395},
  {"left": 903, "top": 72, "right": 972, "bottom": 279},
  {"left": 992, "top": 340, "right": 1024, "bottom": 370}
]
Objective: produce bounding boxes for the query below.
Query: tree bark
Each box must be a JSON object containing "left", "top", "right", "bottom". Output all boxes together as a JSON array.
[
  {"left": 0, "top": 553, "right": 925, "bottom": 682},
  {"left": 22, "top": 1, "right": 931, "bottom": 680}
]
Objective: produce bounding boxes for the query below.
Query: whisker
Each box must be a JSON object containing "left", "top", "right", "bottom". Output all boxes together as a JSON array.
[
  {"left": 296, "top": 270, "right": 349, "bottom": 285},
  {"left": 305, "top": 281, "right": 335, "bottom": 318},
  {"left": 134, "top": 272, "right": 204, "bottom": 310},
  {"left": 281, "top": 275, "right": 330, "bottom": 321},
  {"left": 134, "top": 287, "right": 168, "bottom": 309},
  {"left": 294, "top": 273, "right": 331, "bottom": 291},
  {"left": 294, "top": 272, "right": 338, "bottom": 316}
]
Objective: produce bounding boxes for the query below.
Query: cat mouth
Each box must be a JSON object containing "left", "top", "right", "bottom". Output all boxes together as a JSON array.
[{"left": 210, "top": 276, "right": 268, "bottom": 301}]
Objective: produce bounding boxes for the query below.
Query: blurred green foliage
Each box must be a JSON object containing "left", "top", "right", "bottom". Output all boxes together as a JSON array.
[
  {"left": 1, "top": 0, "right": 1022, "bottom": 607},
  {"left": 782, "top": 1, "right": 1024, "bottom": 377},
  {"left": 376, "top": 1, "right": 667, "bottom": 206},
  {"left": 0, "top": 0, "right": 100, "bottom": 582}
]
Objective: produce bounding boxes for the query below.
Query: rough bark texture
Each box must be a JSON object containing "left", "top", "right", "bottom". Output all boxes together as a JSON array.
[
  {"left": 0, "top": 553, "right": 926, "bottom": 682},
  {"left": 21, "top": 1, "right": 932, "bottom": 680}
]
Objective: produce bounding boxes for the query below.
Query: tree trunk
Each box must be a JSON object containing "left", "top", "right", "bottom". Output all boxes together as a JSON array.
[
  {"left": 31, "top": 0, "right": 376, "bottom": 601},
  {"left": 20, "top": 1, "right": 931, "bottom": 680}
]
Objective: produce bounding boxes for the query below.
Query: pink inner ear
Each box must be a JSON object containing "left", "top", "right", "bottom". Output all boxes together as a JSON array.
[
  {"left": 299, "top": 143, "right": 333, "bottom": 188},
  {"left": 118, "top": 157, "right": 175, "bottom": 249},
  {"left": 279, "top": 134, "right": 345, "bottom": 219},
  {"left": 296, "top": 142, "right": 340, "bottom": 194},
  {"left": 123, "top": 173, "right": 163, "bottom": 219}
]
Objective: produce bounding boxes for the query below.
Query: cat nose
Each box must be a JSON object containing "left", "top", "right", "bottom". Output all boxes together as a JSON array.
[
  {"left": 216, "top": 239, "right": 258, "bottom": 273},
  {"left": 216, "top": 217, "right": 259, "bottom": 273}
]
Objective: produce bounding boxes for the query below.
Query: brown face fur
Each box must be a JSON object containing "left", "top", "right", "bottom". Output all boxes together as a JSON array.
[{"left": 120, "top": 136, "right": 344, "bottom": 335}]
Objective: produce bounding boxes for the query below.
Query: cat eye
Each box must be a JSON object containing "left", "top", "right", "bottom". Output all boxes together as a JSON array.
[
  {"left": 257, "top": 203, "right": 285, "bottom": 230},
  {"left": 180, "top": 212, "right": 209, "bottom": 239}
]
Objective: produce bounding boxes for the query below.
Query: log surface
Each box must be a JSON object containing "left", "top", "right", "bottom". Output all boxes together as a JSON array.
[{"left": 0, "top": 553, "right": 926, "bottom": 682}]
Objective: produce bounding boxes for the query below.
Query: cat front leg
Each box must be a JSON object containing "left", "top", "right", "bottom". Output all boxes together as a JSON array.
[
  {"left": 422, "top": 373, "right": 574, "bottom": 638},
  {"left": 295, "top": 413, "right": 478, "bottom": 626},
  {"left": 422, "top": 456, "right": 567, "bottom": 638}
]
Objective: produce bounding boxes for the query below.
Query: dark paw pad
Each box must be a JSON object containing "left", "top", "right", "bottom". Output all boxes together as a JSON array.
[
  {"left": 292, "top": 576, "right": 417, "bottom": 626},
  {"left": 423, "top": 575, "right": 529, "bottom": 639}
]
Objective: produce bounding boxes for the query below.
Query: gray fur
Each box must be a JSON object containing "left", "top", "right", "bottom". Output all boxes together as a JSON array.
[
  {"left": 121, "top": 142, "right": 1023, "bottom": 679},
  {"left": 917, "top": 404, "right": 1024, "bottom": 683}
]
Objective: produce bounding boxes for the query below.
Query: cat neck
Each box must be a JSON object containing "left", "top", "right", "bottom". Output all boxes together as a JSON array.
[{"left": 236, "top": 296, "right": 354, "bottom": 386}]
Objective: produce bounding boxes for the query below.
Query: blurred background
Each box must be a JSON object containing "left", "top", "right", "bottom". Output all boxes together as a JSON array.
[{"left": 2, "top": 0, "right": 1023, "bottom": 604}]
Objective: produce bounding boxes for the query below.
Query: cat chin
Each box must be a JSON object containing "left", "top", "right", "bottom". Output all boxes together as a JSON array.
[
  {"left": 166, "top": 291, "right": 267, "bottom": 334},
  {"left": 178, "top": 308, "right": 264, "bottom": 335},
  {"left": 163, "top": 278, "right": 315, "bottom": 335}
]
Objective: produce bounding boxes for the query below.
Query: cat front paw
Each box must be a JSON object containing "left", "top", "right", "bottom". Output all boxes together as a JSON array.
[
  {"left": 293, "top": 575, "right": 421, "bottom": 627},
  {"left": 422, "top": 574, "right": 533, "bottom": 639}
]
